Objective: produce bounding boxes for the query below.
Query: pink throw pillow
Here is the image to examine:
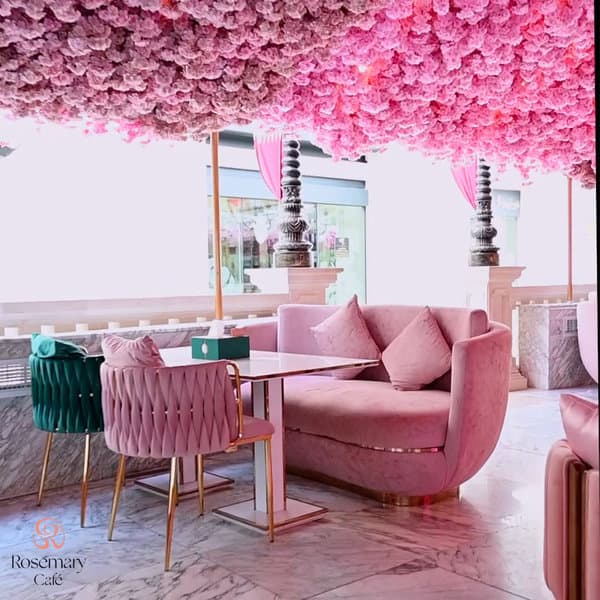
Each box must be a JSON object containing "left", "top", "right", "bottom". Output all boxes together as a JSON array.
[
  {"left": 560, "top": 393, "right": 599, "bottom": 469},
  {"left": 310, "top": 295, "right": 380, "bottom": 380},
  {"left": 382, "top": 306, "right": 452, "bottom": 391},
  {"left": 101, "top": 334, "right": 165, "bottom": 368}
]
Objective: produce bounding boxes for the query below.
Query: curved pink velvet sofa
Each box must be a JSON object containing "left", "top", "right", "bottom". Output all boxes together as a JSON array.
[
  {"left": 577, "top": 291, "right": 597, "bottom": 383},
  {"left": 238, "top": 304, "right": 512, "bottom": 503}
]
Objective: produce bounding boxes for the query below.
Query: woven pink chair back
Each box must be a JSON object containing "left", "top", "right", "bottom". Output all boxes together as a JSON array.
[{"left": 100, "top": 361, "right": 238, "bottom": 458}]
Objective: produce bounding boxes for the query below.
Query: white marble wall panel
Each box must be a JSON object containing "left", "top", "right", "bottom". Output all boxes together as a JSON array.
[{"left": 518, "top": 303, "right": 594, "bottom": 389}]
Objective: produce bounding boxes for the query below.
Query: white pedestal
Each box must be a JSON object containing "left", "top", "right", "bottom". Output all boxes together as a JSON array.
[
  {"left": 246, "top": 267, "right": 343, "bottom": 305},
  {"left": 466, "top": 266, "right": 528, "bottom": 391}
]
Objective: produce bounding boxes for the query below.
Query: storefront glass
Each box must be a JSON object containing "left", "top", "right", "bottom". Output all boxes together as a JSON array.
[{"left": 207, "top": 196, "right": 366, "bottom": 303}]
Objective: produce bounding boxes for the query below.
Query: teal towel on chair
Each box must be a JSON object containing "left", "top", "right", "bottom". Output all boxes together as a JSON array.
[{"left": 31, "top": 333, "right": 87, "bottom": 358}]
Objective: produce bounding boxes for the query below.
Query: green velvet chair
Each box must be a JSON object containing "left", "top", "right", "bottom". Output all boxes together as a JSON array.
[{"left": 29, "top": 353, "right": 105, "bottom": 527}]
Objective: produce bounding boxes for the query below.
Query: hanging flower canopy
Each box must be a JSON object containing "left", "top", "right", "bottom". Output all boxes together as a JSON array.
[{"left": 0, "top": 0, "right": 595, "bottom": 185}]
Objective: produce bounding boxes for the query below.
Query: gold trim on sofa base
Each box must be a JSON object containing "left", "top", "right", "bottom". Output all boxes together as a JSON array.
[
  {"left": 287, "top": 466, "right": 459, "bottom": 506},
  {"left": 285, "top": 427, "right": 443, "bottom": 454}
]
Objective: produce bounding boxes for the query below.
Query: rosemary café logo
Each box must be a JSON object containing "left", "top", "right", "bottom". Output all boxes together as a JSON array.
[{"left": 10, "top": 518, "right": 86, "bottom": 586}]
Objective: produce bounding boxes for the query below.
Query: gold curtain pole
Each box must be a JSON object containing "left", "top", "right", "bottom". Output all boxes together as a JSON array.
[{"left": 211, "top": 131, "right": 223, "bottom": 320}]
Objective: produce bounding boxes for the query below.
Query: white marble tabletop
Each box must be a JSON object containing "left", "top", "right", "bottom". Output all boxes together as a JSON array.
[{"left": 159, "top": 347, "right": 379, "bottom": 380}]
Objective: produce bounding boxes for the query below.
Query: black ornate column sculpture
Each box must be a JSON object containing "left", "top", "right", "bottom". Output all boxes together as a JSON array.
[
  {"left": 469, "top": 158, "right": 499, "bottom": 266},
  {"left": 274, "top": 139, "right": 313, "bottom": 267}
]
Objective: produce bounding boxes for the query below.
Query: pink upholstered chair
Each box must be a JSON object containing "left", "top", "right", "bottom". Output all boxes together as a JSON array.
[
  {"left": 100, "top": 360, "right": 275, "bottom": 570},
  {"left": 544, "top": 393, "right": 598, "bottom": 600}
]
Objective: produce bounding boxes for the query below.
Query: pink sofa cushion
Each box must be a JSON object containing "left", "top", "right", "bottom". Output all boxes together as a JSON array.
[
  {"left": 310, "top": 295, "right": 381, "bottom": 379},
  {"left": 283, "top": 375, "right": 449, "bottom": 449},
  {"left": 382, "top": 306, "right": 452, "bottom": 391},
  {"left": 278, "top": 303, "right": 488, "bottom": 389},
  {"left": 560, "top": 393, "right": 599, "bottom": 469},
  {"left": 101, "top": 334, "right": 165, "bottom": 368}
]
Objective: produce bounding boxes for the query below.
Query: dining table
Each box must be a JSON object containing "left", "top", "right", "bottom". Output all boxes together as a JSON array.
[{"left": 136, "top": 347, "right": 379, "bottom": 534}]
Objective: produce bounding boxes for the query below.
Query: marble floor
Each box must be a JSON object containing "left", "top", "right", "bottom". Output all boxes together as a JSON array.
[{"left": 1, "top": 386, "right": 596, "bottom": 600}]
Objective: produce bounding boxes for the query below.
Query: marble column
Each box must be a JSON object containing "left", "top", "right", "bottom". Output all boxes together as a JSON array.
[{"left": 466, "top": 266, "right": 528, "bottom": 390}]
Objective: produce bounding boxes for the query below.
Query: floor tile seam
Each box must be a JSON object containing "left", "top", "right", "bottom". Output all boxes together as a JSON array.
[
  {"left": 435, "top": 564, "right": 535, "bottom": 600},
  {"left": 126, "top": 547, "right": 286, "bottom": 600},
  {"left": 299, "top": 556, "right": 462, "bottom": 600},
  {"left": 323, "top": 515, "right": 499, "bottom": 556},
  {"left": 299, "top": 560, "right": 422, "bottom": 600},
  {"left": 102, "top": 513, "right": 180, "bottom": 543},
  {"left": 300, "top": 516, "right": 439, "bottom": 555}
]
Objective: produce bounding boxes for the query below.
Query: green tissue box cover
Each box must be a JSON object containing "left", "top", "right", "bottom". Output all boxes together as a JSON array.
[{"left": 191, "top": 335, "right": 250, "bottom": 360}]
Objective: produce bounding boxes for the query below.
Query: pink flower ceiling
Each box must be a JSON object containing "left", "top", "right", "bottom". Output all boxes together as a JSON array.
[{"left": 0, "top": 0, "right": 595, "bottom": 186}]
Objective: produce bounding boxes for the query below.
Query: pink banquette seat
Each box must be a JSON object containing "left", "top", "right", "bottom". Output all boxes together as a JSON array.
[{"left": 236, "top": 303, "right": 512, "bottom": 504}]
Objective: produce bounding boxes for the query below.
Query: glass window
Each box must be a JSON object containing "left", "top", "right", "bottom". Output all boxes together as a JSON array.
[
  {"left": 207, "top": 196, "right": 366, "bottom": 303},
  {"left": 492, "top": 189, "right": 521, "bottom": 266},
  {"left": 314, "top": 204, "right": 366, "bottom": 304}
]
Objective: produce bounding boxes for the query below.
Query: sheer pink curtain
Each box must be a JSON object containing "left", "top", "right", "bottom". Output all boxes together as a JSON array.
[
  {"left": 254, "top": 134, "right": 282, "bottom": 200},
  {"left": 451, "top": 162, "right": 477, "bottom": 209}
]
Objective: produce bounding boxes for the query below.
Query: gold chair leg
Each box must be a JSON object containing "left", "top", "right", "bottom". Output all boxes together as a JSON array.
[
  {"left": 165, "top": 457, "right": 178, "bottom": 571},
  {"left": 80, "top": 433, "right": 91, "bottom": 527},
  {"left": 197, "top": 455, "right": 205, "bottom": 515},
  {"left": 265, "top": 438, "right": 275, "bottom": 543},
  {"left": 108, "top": 455, "right": 126, "bottom": 541},
  {"left": 37, "top": 432, "right": 53, "bottom": 507}
]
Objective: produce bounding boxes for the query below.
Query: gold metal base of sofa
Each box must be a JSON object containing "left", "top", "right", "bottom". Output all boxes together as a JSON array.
[
  {"left": 379, "top": 487, "right": 460, "bottom": 506},
  {"left": 287, "top": 466, "right": 459, "bottom": 506}
]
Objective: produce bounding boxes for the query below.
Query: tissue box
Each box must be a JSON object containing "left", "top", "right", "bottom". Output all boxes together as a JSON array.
[{"left": 191, "top": 335, "right": 250, "bottom": 360}]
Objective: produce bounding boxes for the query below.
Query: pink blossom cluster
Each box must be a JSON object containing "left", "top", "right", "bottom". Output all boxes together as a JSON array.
[
  {"left": 1, "top": 1, "right": 389, "bottom": 137},
  {"left": 0, "top": 0, "right": 595, "bottom": 185},
  {"left": 264, "top": 0, "right": 595, "bottom": 185}
]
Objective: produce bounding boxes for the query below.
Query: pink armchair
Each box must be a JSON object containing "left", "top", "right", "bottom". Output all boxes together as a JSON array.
[
  {"left": 100, "top": 360, "right": 275, "bottom": 570},
  {"left": 544, "top": 393, "right": 598, "bottom": 600},
  {"left": 235, "top": 303, "right": 512, "bottom": 504}
]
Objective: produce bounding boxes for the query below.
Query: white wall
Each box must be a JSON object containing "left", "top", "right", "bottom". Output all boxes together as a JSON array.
[
  {"left": 364, "top": 143, "right": 596, "bottom": 306},
  {"left": 364, "top": 145, "right": 472, "bottom": 306},
  {"left": 1, "top": 118, "right": 209, "bottom": 301},
  {"left": 516, "top": 172, "right": 596, "bottom": 286},
  {"left": 0, "top": 118, "right": 368, "bottom": 302}
]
